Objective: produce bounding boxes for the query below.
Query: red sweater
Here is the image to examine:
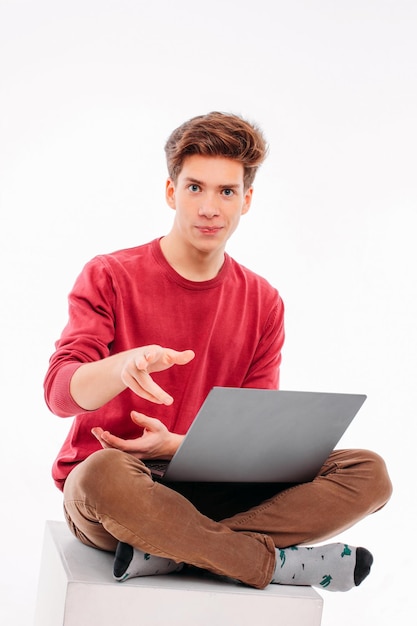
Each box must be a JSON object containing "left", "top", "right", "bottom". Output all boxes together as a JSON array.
[{"left": 44, "top": 238, "right": 285, "bottom": 490}]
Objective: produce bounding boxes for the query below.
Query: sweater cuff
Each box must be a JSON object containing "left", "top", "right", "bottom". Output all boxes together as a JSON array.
[{"left": 45, "top": 362, "right": 87, "bottom": 417}]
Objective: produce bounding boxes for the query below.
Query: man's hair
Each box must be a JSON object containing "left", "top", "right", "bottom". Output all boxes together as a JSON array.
[{"left": 164, "top": 112, "right": 268, "bottom": 189}]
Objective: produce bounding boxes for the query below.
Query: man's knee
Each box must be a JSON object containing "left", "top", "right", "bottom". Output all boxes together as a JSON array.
[
  {"left": 64, "top": 448, "right": 152, "bottom": 502},
  {"left": 327, "top": 448, "right": 392, "bottom": 512},
  {"left": 361, "top": 449, "right": 393, "bottom": 510}
]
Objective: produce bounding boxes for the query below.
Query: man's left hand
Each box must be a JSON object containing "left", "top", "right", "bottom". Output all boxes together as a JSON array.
[{"left": 91, "top": 410, "right": 184, "bottom": 460}]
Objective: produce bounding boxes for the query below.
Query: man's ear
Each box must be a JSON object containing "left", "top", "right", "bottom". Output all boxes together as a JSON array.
[
  {"left": 165, "top": 178, "right": 176, "bottom": 209},
  {"left": 241, "top": 186, "right": 253, "bottom": 215}
]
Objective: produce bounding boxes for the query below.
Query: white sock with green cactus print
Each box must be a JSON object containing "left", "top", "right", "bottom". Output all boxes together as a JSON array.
[
  {"left": 270, "top": 543, "right": 373, "bottom": 592},
  {"left": 113, "top": 542, "right": 184, "bottom": 582}
]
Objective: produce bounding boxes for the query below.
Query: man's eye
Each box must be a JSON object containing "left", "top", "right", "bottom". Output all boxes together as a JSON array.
[
  {"left": 188, "top": 184, "right": 200, "bottom": 192},
  {"left": 222, "top": 188, "right": 234, "bottom": 197}
]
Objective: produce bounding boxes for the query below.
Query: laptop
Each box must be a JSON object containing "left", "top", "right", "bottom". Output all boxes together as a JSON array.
[{"left": 145, "top": 387, "right": 366, "bottom": 483}]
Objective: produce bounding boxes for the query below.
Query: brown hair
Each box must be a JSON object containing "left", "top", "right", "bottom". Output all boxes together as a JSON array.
[{"left": 164, "top": 112, "right": 268, "bottom": 189}]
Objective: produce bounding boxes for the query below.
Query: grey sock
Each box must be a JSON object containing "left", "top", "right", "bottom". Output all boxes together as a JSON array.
[
  {"left": 113, "top": 542, "right": 184, "bottom": 582},
  {"left": 270, "top": 543, "right": 373, "bottom": 592}
]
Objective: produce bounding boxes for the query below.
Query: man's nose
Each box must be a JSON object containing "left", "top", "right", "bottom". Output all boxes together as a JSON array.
[{"left": 198, "top": 193, "right": 220, "bottom": 218}]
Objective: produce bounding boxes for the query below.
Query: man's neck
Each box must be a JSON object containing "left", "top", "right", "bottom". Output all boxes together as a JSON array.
[{"left": 160, "top": 234, "right": 225, "bottom": 282}]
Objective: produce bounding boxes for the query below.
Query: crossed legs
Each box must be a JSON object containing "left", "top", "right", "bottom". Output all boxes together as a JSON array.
[{"left": 63, "top": 448, "right": 392, "bottom": 590}]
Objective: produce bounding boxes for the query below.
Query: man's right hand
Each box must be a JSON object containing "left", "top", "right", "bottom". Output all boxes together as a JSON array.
[
  {"left": 120, "top": 345, "right": 195, "bottom": 405},
  {"left": 69, "top": 345, "right": 195, "bottom": 411}
]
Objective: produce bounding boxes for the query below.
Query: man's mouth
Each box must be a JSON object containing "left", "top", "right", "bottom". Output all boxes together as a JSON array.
[{"left": 196, "top": 226, "right": 223, "bottom": 235}]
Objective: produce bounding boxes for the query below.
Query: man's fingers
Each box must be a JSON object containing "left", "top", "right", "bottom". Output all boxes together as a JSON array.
[
  {"left": 92, "top": 427, "right": 132, "bottom": 451},
  {"left": 91, "top": 427, "right": 113, "bottom": 449},
  {"left": 122, "top": 346, "right": 194, "bottom": 404},
  {"left": 174, "top": 349, "right": 195, "bottom": 365},
  {"left": 130, "top": 411, "right": 160, "bottom": 431},
  {"left": 122, "top": 369, "right": 174, "bottom": 405},
  {"left": 91, "top": 427, "right": 103, "bottom": 440},
  {"left": 163, "top": 348, "right": 195, "bottom": 367},
  {"left": 138, "top": 346, "right": 195, "bottom": 370}
]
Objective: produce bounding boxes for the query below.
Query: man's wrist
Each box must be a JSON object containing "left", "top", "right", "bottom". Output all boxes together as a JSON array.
[{"left": 165, "top": 433, "right": 184, "bottom": 458}]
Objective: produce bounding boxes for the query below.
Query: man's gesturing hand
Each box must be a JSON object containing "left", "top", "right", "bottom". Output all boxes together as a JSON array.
[
  {"left": 70, "top": 344, "right": 195, "bottom": 412},
  {"left": 92, "top": 411, "right": 184, "bottom": 460},
  {"left": 120, "top": 345, "right": 195, "bottom": 405}
]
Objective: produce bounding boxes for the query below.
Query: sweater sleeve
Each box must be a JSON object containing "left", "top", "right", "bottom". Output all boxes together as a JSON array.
[
  {"left": 44, "top": 256, "right": 117, "bottom": 417},
  {"left": 242, "top": 293, "right": 285, "bottom": 390}
]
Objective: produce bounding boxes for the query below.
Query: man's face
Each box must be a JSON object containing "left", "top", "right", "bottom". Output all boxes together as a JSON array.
[{"left": 165, "top": 154, "right": 253, "bottom": 255}]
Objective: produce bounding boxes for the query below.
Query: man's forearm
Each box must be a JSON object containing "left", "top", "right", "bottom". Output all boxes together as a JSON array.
[
  {"left": 69, "top": 345, "right": 194, "bottom": 412},
  {"left": 69, "top": 351, "right": 133, "bottom": 411}
]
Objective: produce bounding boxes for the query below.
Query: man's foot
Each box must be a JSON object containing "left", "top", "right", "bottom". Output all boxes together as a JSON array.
[
  {"left": 113, "top": 542, "right": 184, "bottom": 582},
  {"left": 270, "top": 543, "right": 373, "bottom": 592}
]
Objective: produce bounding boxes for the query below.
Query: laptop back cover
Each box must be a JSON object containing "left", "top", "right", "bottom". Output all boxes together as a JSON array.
[{"left": 163, "top": 388, "right": 366, "bottom": 483}]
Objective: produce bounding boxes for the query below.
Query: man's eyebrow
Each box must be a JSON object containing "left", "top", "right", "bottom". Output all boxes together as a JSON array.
[
  {"left": 183, "top": 177, "right": 242, "bottom": 189},
  {"left": 219, "top": 183, "right": 241, "bottom": 190},
  {"left": 183, "top": 177, "right": 203, "bottom": 185}
]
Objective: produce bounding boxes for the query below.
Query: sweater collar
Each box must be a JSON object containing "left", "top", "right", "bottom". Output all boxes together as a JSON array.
[{"left": 151, "top": 238, "right": 230, "bottom": 290}]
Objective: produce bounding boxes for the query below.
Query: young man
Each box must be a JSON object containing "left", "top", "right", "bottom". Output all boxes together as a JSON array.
[{"left": 44, "top": 112, "right": 392, "bottom": 592}]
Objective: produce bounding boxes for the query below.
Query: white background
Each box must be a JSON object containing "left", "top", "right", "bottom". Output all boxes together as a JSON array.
[{"left": 1, "top": 1, "right": 416, "bottom": 624}]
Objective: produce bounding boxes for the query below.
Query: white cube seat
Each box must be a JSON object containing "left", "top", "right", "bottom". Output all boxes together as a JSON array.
[{"left": 35, "top": 521, "right": 323, "bottom": 626}]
